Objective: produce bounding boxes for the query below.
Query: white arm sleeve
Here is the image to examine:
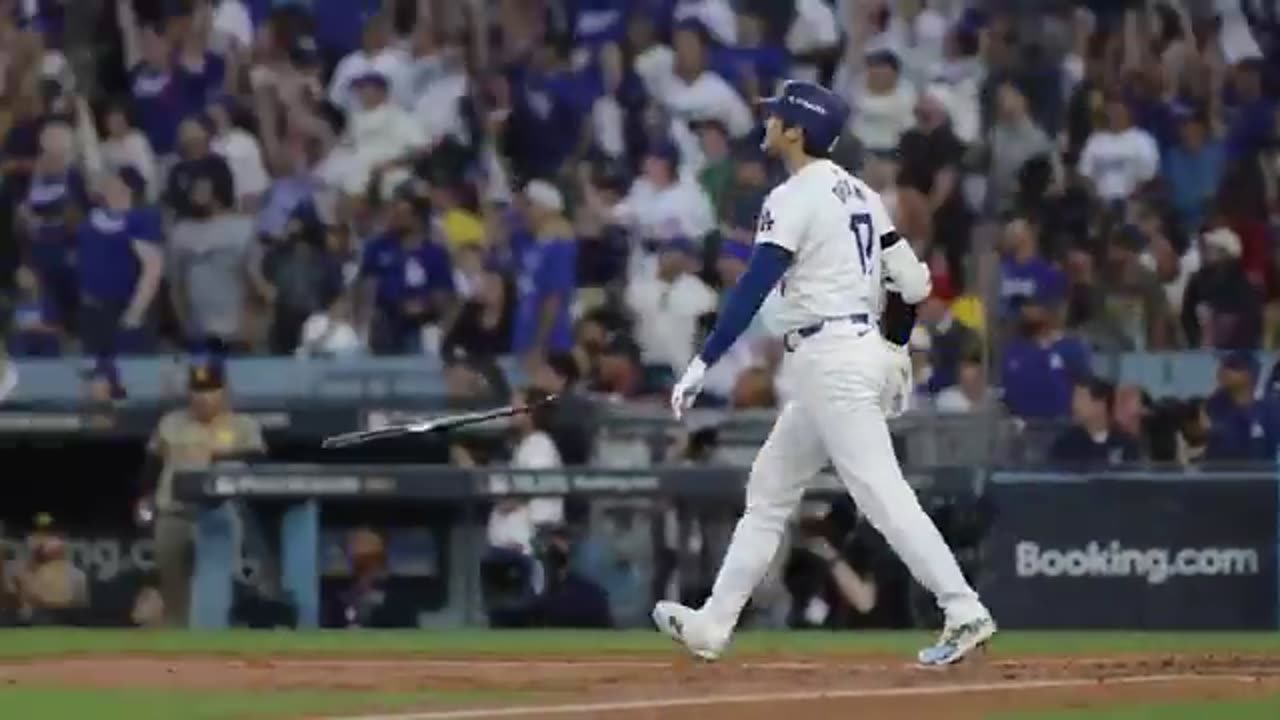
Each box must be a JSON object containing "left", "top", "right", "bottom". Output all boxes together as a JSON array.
[
  {"left": 882, "top": 240, "right": 931, "bottom": 303},
  {"left": 871, "top": 189, "right": 930, "bottom": 302}
]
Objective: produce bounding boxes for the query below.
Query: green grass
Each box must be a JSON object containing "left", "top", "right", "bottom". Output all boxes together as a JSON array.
[
  {"left": 0, "top": 629, "right": 1279, "bottom": 659},
  {"left": 996, "top": 694, "right": 1280, "bottom": 719},
  {"left": 0, "top": 688, "right": 489, "bottom": 720}
]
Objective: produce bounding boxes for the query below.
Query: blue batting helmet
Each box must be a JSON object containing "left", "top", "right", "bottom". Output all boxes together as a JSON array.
[{"left": 758, "top": 80, "right": 850, "bottom": 157}]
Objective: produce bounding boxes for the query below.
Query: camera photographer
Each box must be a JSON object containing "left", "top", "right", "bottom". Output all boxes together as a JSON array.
[
  {"left": 786, "top": 499, "right": 912, "bottom": 630},
  {"left": 528, "top": 526, "right": 613, "bottom": 629}
]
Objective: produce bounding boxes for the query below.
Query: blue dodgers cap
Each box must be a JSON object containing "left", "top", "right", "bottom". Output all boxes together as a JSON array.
[{"left": 758, "top": 80, "right": 850, "bottom": 156}]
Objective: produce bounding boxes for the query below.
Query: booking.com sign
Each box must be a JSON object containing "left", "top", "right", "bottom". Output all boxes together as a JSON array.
[{"left": 1015, "top": 540, "right": 1261, "bottom": 585}]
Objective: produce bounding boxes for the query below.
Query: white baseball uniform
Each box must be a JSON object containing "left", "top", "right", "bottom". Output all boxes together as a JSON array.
[{"left": 699, "top": 158, "right": 987, "bottom": 632}]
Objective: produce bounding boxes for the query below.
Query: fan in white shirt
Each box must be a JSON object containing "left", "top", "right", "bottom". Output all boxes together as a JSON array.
[
  {"left": 209, "top": 0, "right": 254, "bottom": 56},
  {"left": 839, "top": 48, "right": 918, "bottom": 155},
  {"left": 297, "top": 296, "right": 365, "bottom": 359},
  {"left": 673, "top": 0, "right": 738, "bottom": 46},
  {"left": 99, "top": 104, "right": 158, "bottom": 201},
  {"left": 652, "top": 22, "right": 754, "bottom": 139},
  {"left": 1077, "top": 97, "right": 1160, "bottom": 204},
  {"left": 327, "top": 16, "right": 410, "bottom": 116},
  {"left": 485, "top": 389, "right": 565, "bottom": 555},
  {"left": 606, "top": 142, "right": 716, "bottom": 278},
  {"left": 785, "top": 0, "right": 841, "bottom": 84},
  {"left": 316, "top": 71, "right": 428, "bottom": 197},
  {"left": 207, "top": 97, "right": 269, "bottom": 208},
  {"left": 626, "top": 238, "right": 719, "bottom": 374},
  {"left": 934, "top": 356, "right": 995, "bottom": 414}
]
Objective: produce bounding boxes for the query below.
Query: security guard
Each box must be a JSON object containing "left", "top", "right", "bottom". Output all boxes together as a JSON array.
[{"left": 140, "top": 356, "right": 266, "bottom": 626}]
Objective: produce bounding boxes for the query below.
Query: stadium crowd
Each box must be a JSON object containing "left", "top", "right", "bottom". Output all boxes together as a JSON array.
[{"left": 0, "top": 0, "right": 1276, "bottom": 459}]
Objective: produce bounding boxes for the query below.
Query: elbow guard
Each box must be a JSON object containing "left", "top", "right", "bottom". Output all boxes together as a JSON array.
[{"left": 882, "top": 239, "right": 931, "bottom": 304}]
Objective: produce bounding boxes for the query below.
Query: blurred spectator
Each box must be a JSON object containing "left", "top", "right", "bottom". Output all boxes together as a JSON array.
[
  {"left": 206, "top": 95, "right": 269, "bottom": 210},
  {"left": 1077, "top": 93, "right": 1159, "bottom": 208},
  {"left": 530, "top": 352, "right": 595, "bottom": 466},
  {"left": 841, "top": 44, "right": 916, "bottom": 159},
  {"left": 1112, "top": 384, "right": 1150, "bottom": 447},
  {"left": 22, "top": 120, "right": 87, "bottom": 327},
  {"left": 934, "top": 354, "right": 996, "bottom": 414},
  {"left": 325, "top": 527, "right": 416, "bottom": 628},
  {"left": 255, "top": 203, "right": 344, "bottom": 353},
  {"left": 296, "top": 294, "right": 363, "bottom": 359},
  {"left": 596, "top": 141, "right": 715, "bottom": 278},
  {"left": 327, "top": 15, "right": 408, "bottom": 117},
  {"left": 358, "top": 186, "right": 455, "bottom": 354},
  {"left": 98, "top": 102, "right": 158, "bottom": 201},
  {"left": 1096, "top": 224, "right": 1177, "bottom": 350},
  {"left": 7, "top": 265, "right": 62, "bottom": 357},
  {"left": 896, "top": 85, "right": 970, "bottom": 264},
  {"left": 512, "top": 181, "right": 577, "bottom": 365},
  {"left": 1163, "top": 108, "right": 1225, "bottom": 235},
  {"left": 441, "top": 261, "right": 514, "bottom": 360},
  {"left": 593, "top": 334, "right": 646, "bottom": 399},
  {"left": 317, "top": 69, "right": 426, "bottom": 202},
  {"left": 1049, "top": 377, "right": 1141, "bottom": 467},
  {"left": 998, "top": 214, "right": 1065, "bottom": 316},
  {"left": 657, "top": 20, "right": 753, "bottom": 139},
  {"left": 1175, "top": 396, "right": 1212, "bottom": 466},
  {"left": 626, "top": 236, "right": 716, "bottom": 382},
  {"left": 12, "top": 513, "right": 88, "bottom": 625},
  {"left": 981, "top": 80, "right": 1056, "bottom": 217},
  {"left": 1001, "top": 284, "right": 1092, "bottom": 420},
  {"left": 165, "top": 117, "right": 251, "bottom": 350},
  {"left": 1181, "top": 227, "right": 1262, "bottom": 349},
  {"left": 528, "top": 525, "right": 613, "bottom": 628},
  {"left": 1225, "top": 59, "right": 1275, "bottom": 160},
  {"left": 77, "top": 168, "right": 165, "bottom": 357},
  {"left": 787, "top": 498, "right": 910, "bottom": 629},
  {"left": 916, "top": 292, "right": 980, "bottom": 391},
  {"left": 1205, "top": 352, "right": 1270, "bottom": 461}
]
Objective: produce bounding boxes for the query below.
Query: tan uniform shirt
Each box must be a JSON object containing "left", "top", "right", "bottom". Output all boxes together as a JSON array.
[{"left": 147, "top": 410, "right": 267, "bottom": 512}]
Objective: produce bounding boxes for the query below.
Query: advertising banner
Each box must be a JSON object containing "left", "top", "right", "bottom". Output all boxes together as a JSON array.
[{"left": 981, "top": 473, "right": 1278, "bottom": 629}]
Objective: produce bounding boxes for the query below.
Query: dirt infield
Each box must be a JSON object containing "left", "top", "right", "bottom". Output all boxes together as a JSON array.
[{"left": 4, "top": 651, "right": 1280, "bottom": 719}]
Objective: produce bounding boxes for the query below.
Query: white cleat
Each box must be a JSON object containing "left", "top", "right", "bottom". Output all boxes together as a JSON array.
[
  {"left": 917, "top": 615, "right": 997, "bottom": 667},
  {"left": 651, "top": 601, "right": 729, "bottom": 661}
]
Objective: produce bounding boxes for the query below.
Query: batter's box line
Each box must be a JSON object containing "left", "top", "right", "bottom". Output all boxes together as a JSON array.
[{"left": 333, "top": 673, "right": 1262, "bottom": 720}]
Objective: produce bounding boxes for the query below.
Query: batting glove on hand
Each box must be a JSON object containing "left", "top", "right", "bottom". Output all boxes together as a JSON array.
[{"left": 671, "top": 357, "right": 708, "bottom": 420}]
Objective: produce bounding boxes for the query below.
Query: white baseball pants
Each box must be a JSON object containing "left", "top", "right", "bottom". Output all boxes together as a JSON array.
[{"left": 701, "top": 323, "right": 986, "bottom": 631}]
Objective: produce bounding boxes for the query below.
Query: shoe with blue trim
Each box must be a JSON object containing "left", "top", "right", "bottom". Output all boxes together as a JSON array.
[{"left": 917, "top": 615, "right": 997, "bottom": 667}]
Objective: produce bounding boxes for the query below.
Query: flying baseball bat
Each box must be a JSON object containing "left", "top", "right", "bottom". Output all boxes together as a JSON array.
[{"left": 321, "top": 394, "right": 559, "bottom": 449}]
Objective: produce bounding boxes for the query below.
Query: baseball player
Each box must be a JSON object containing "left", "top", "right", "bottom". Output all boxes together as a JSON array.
[{"left": 653, "top": 80, "right": 995, "bottom": 666}]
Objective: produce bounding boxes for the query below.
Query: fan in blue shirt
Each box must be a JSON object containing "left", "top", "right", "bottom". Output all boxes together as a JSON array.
[
  {"left": 1001, "top": 281, "right": 1092, "bottom": 420},
  {"left": 358, "top": 188, "right": 456, "bottom": 354},
  {"left": 1206, "top": 352, "right": 1272, "bottom": 462},
  {"left": 76, "top": 167, "right": 165, "bottom": 356},
  {"left": 512, "top": 181, "right": 577, "bottom": 361},
  {"left": 998, "top": 215, "right": 1065, "bottom": 317},
  {"left": 23, "top": 143, "right": 88, "bottom": 322}
]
